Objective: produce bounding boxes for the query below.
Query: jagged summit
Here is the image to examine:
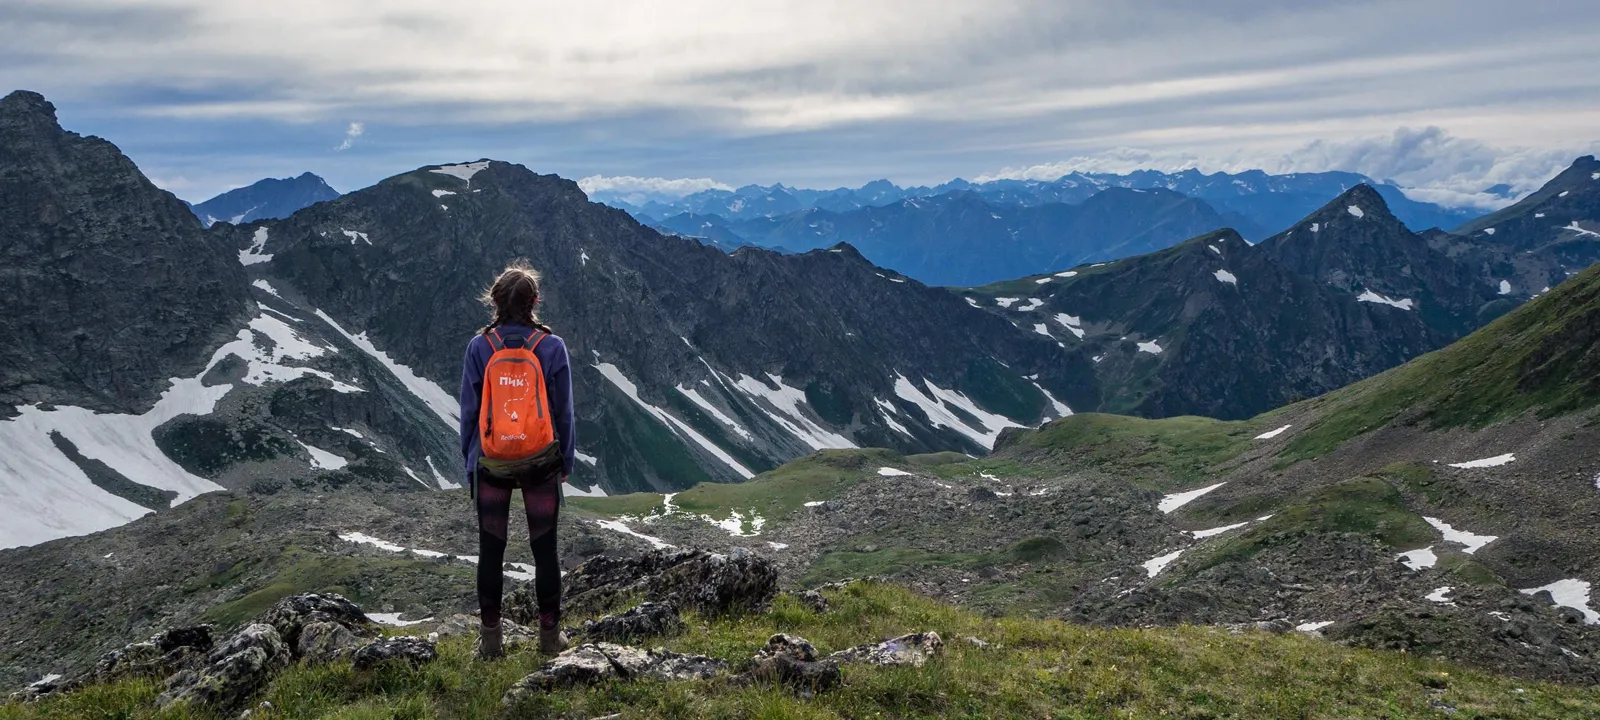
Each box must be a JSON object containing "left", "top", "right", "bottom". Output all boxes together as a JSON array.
[{"left": 191, "top": 171, "right": 341, "bottom": 227}]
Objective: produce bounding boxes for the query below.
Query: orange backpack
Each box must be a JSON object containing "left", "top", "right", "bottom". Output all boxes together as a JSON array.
[{"left": 478, "top": 329, "right": 558, "bottom": 462}]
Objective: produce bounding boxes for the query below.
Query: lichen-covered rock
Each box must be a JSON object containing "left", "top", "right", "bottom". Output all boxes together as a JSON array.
[
  {"left": 257, "top": 593, "right": 377, "bottom": 657},
  {"left": 157, "top": 623, "right": 291, "bottom": 712},
  {"left": 501, "top": 642, "right": 728, "bottom": 707},
  {"left": 563, "top": 548, "right": 778, "bottom": 618},
  {"left": 583, "top": 602, "right": 684, "bottom": 643},
  {"left": 92, "top": 625, "right": 215, "bottom": 683},
  {"left": 827, "top": 632, "right": 943, "bottom": 667},
  {"left": 351, "top": 637, "right": 438, "bottom": 670},
  {"left": 790, "top": 590, "right": 830, "bottom": 614},
  {"left": 297, "top": 621, "right": 365, "bottom": 663},
  {"left": 755, "top": 633, "right": 818, "bottom": 663}
]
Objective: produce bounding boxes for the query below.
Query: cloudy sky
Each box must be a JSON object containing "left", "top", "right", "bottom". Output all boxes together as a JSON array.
[{"left": 7, "top": 0, "right": 1599, "bottom": 206}]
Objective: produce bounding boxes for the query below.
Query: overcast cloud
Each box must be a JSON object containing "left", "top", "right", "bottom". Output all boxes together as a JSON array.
[{"left": 6, "top": 0, "right": 1598, "bottom": 202}]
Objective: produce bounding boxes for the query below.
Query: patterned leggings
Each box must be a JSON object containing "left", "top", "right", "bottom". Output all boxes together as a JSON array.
[{"left": 475, "top": 475, "right": 561, "bottom": 628}]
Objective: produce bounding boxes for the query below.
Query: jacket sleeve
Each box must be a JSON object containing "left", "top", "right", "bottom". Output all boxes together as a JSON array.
[
  {"left": 546, "top": 338, "right": 577, "bottom": 478},
  {"left": 459, "top": 336, "right": 484, "bottom": 476}
]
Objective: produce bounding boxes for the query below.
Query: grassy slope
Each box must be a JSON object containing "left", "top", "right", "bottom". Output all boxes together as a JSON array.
[
  {"left": 1280, "top": 262, "right": 1600, "bottom": 462},
  {"left": 8, "top": 582, "right": 1598, "bottom": 720}
]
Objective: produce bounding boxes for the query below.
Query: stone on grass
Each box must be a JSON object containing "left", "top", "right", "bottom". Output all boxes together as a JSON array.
[
  {"left": 828, "top": 632, "right": 944, "bottom": 667},
  {"left": 583, "top": 602, "right": 684, "bottom": 643},
  {"left": 563, "top": 548, "right": 778, "bottom": 618},
  {"left": 351, "top": 637, "right": 438, "bottom": 670},
  {"left": 501, "top": 642, "right": 729, "bottom": 707}
]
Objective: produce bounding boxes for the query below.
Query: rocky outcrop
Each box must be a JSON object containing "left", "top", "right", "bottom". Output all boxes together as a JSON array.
[
  {"left": 581, "top": 602, "right": 684, "bottom": 643},
  {"left": 562, "top": 548, "right": 779, "bottom": 619},
  {"left": 258, "top": 593, "right": 379, "bottom": 661},
  {"left": 502, "top": 642, "right": 728, "bottom": 706},
  {"left": 351, "top": 637, "right": 438, "bottom": 671},
  {"left": 92, "top": 625, "right": 215, "bottom": 683},
  {"left": 158, "top": 623, "right": 290, "bottom": 712}
]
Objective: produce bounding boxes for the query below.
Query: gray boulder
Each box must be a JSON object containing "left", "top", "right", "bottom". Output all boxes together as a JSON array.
[
  {"left": 563, "top": 548, "right": 778, "bottom": 618},
  {"left": 828, "top": 632, "right": 944, "bottom": 667},
  {"left": 351, "top": 637, "right": 438, "bottom": 671},
  {"left": 755, "top": 633, "right": 819, "bottom": 662},
  {"left": 582, "top": 602, "right": 684, "bottom": 643},
  {"left": 790, "top": 590, "right": 830, "bottom": 614},
  {"left": 158, "top": 623, "right": 291, "bottom": 712},
  {"left": 8, "top": 674, "right": 73, "bottom": 704},
  {"left": 502, "top": 642, "right": 728, "bottom": 706},
  {"left": 258, "top": 593, "right": 378, "bottom": 657}
]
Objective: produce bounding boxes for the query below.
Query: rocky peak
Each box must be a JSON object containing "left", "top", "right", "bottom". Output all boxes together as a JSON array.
[{"left": 0, "top": 90, "right": 58, "bottom": 129}]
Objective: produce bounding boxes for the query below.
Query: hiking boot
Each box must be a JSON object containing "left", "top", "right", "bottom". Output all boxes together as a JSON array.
[
  {"left": 538, "top": 612, "right": 569, "bottom": 655},
  {"left": 476, "top": 622, "right": 504, "bottom": 661}
]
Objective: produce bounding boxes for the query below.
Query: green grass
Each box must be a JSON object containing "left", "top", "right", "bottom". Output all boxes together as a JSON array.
[
  {"left": 1193, "top": 477, "right": 1436, "bottom": 573},
  {"left": 995, "top": 412, "right": 1263, "bottom": 488},
  {"left": 1279, "top": 263, "right": 1600, "bottom": 463},
  {"left": 202, "top": 551, "right": 470, "bottom": 628},
  {"left": 9, "top": 582, "right": 1598, "bottom": 719}
]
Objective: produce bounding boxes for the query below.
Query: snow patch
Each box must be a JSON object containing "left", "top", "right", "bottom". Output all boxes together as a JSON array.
[
  {"left": 877, "top": 467, "right": 913, "bottom": 477},
  {"left": 1031, "top": 323, "right": 1053, "bottom": 339},
  {"left": 1426, "top": 586, "right": 1455, "bottom": 604},
  {"left": 598, "top": 363, "right": 755, "bottom": 478},
  {"left": 431, "top": 189, "right": 456, "bottom": 198},
  {"left": 1520, "top": 579, "right": 1598, "bottom": 624},
  {"left": 1447, "top": 453, "right": 1515, "bottom": 469},
  {"left": 1159, "top": 482, "right": 1225, "bottom": 513},
  {"left": 891, "top": 374, "right": 1022, "bottom": 449},
  {"left": 239, "top": 227, "right": 273, "bottom": 265},
  {"left": 425, "top": 457, "right": 458, "bottom": 490},
  {"left": 1055, "top": 270, "right": 1078, "bottom": 278},
  {"left": 1296, "top": 621, "right": 1334, "bottom": 633},
  {"left": 1563, "top": 221, "right": 1600, "bottom": 238},
  {"left": 1348, "top": 205, "right": 1365, "bottom": 218},
  {"left": 341, "top": 229, "right": 371, "bottom": 245},
  {"left": 594, "top": 519, "right": 675, "bottom": 550},
  {"left": 252, "top": 279, "right": 282, "bottom": 298},
  {"left": 1035, "top": 277, "right": 1054, "bottom": 284},
  {"left": 296, "top": 439, "right": 347, "bottom": 471},
  {"left": 1254, "top": 424, "right": 1291, "bottom": 440},
  {"left": 1143, "top": 549, "right": 1185, "bottom": 577},
  {"left": 1310, "top": 222, "right": 1320, "bottom": 233},
  {"left": 995, "top": 297, "right": 1021, "bottom": 308},
  {"left": 732, "top": 374, "right": 855, "bottom": 451},
  {"left": 1137, "top": 340, "right": 1163, "bottom": 354},
  {"left": 1208, "top": 245, "right": 1222, "bottom": 255},
  {"left": 1191, "top": 521, "right": 1249, "bottom": 539},
  {"left": 965, "top": 297, "right": 981, "bottom": 308},
  {"left": 313, "top": 310, "right": 457, "bottom": 429},
  {"left": 1398, "top": 546, "right": 1438, "bottom": 570},
  {"left": 430, "top": 160, "right": 490, "bottom": 184},
  {"left": 1357, "top": 289, "right": 1414, "bottom": 310},
  {"left": 576, "top": 451, "right": 599, "bottom": 466},
  {"left": 1424, "top": 517, "right": 1497, "bottom": 554},
  {"left": 675, "top": 385, "right": 754, "bottom": 440},
  {"left": 1498, "top": 280, "right": 1512, "bottom": 295},
  {"left": 369, "top": 613, "right": 435, "bottom": 627},
  {"left": 1483, "top": 227, "right": 1496, "bottom": 235},
  {"left": 1053, "top": 314, "right": 1085, "bottom": 339},
  {"left": 1213, "top": 269, "right": 1237, "bottom": 286},
  {"left": 1016, "top": 298, "right": 1045, "bottom": 312}
]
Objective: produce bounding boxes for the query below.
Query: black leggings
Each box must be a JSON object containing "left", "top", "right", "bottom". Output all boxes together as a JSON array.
[{"left": 475, "top": 475, "right": 561, "bottom": 628}]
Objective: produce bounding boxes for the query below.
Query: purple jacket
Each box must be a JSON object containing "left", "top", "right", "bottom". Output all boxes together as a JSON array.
[{"left": 459, "top": 324, "right": 577, "bottom": 483}]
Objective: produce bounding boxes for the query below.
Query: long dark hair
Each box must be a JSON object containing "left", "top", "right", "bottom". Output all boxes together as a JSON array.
[{"left": 480, "top": 260, "right": 552, "bottom": 334}]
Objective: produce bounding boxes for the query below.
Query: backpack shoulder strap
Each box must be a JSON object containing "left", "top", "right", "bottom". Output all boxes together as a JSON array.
[
  {"left": 526, "top": 330, "right": 549, "bottom": 352},
  {"left": 486, "top": 329, "right": 506, "bottom": 352}
]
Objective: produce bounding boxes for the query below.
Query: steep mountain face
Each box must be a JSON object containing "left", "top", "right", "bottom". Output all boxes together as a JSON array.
[
  {"left": 211, "top": 160, "right": 1088, "bottom": 495},
  {"left": 962, "top": 229, "right": 1439, "bottom": 419},
  {"left": 189, "top": 172, "right": 339, "bottom": 227},
  {"left": 0, "top": 90, "right": 251, "bottom": 416},
  {"left": 1257, "top": 185, "right": 1500, "bottom": 337},
  {"left": 724, "top": 188, "right": 1231, "bottom": 286},
  {"left": 1446, "top": 155, "right": 1600, "bottom": 283}
]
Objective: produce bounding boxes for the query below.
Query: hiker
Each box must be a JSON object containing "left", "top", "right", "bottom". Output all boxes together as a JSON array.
[{"left": 459, "top": 261, "right": 576, "bottom": 659}]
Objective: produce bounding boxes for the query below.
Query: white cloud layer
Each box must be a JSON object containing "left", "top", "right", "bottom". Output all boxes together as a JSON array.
[
  {"left": 8, "top": 0, "right": 1597, "bottom": 200},
  {"left": 577, "top": 175, "right": 733, "bottom": 200}
]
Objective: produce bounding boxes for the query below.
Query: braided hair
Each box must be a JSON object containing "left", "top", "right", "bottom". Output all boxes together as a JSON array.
[{"left": 480, "top": 260, "right": 553, "bottom": 335}]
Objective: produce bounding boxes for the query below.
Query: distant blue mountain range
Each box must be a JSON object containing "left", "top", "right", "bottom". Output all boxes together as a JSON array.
[{"left": 595, "top": 169, "right": 1487, "bottom": 286}]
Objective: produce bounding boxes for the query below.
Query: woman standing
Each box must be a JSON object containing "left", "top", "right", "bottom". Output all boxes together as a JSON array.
[{"left": 459, "top": 261, "right": 576, "bottom": 659}]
